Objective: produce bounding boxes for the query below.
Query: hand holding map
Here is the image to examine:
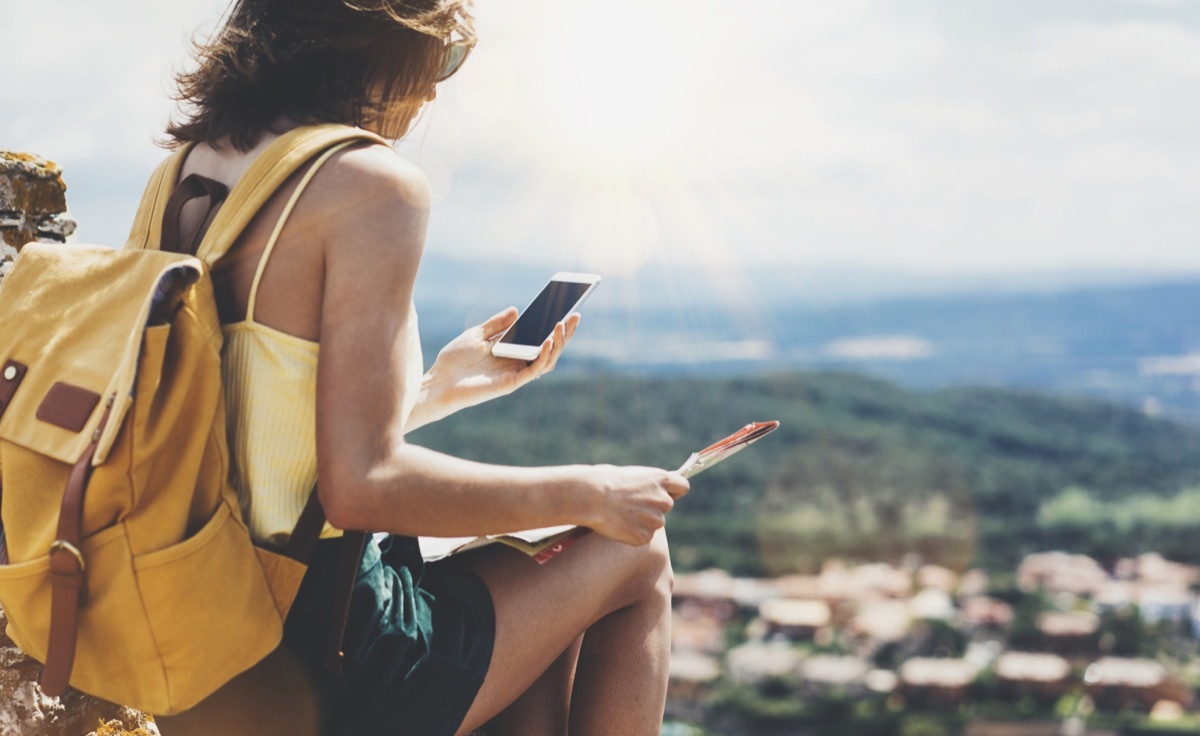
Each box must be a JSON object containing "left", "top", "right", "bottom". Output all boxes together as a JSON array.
[{"left": 419, "top": 419, "right": 781, "bottom": 563}]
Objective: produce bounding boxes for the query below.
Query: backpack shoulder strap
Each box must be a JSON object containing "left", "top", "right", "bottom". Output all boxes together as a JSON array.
[
  {"left": 123, "top": 125, "right": 386, "bottom": 262},
  {"left": 244, "top": 137, "right": 362, "bottom": 322},
  {"left": 123, "top": 144, "right": 195, "bottom": 251},
  {"left": 195, "top": 124, "right": 387, "bottom": 266}
]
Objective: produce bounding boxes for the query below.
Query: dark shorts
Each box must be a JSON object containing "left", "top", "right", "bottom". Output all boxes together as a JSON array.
[{"left": 284, "top": 535, "right": 496, "bottom": 736}]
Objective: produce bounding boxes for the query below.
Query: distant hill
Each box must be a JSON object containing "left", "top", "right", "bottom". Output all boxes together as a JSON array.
[
  {"left": 413, "top": 256, "right": 1200, "bottom": 422},
  {"left": 407, "top": 370, "right": 1200, "bottom": 575}
]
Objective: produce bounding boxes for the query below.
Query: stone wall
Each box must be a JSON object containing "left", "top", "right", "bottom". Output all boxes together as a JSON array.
[
  {"left": 0, "top": 154, "right": 154, "bottom": 735},
  {"left": 0, "top": 151, "right": 77, "bottom": 280}
]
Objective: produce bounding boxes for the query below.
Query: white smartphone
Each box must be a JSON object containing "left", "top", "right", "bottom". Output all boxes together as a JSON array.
[{"left": 491, "top": 272, "right": 601, "bottom": 361}]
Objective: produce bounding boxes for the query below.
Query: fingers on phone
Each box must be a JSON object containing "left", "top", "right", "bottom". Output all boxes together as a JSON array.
[
  {"left": 530, "top": 321, "right": 570, "bottom": 377},
  {"left": 544, "top": 332, "right": 563, "bottom": 373},
  {"left": 485, "top": 307, "right": 519, "bottom": 340},
  {"left": 530, "top": 335, "right": 553, "bottom": 373},
  {"left": 561, "top": 316, "right": 579, "bottom": 343}
]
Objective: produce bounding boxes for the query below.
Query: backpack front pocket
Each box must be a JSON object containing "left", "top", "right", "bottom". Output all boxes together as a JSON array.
[
  {"left": 0, "top": 521, "right": 160, "bottom": 704},
  {"left": 133, "top": 500, "right": 284, "bottom": 714}
]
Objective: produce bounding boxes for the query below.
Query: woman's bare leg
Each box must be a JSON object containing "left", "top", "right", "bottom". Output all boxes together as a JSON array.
[
  {"left": 453, "top": 529, "right": 673, "bottom": 736},
  {"left": 487, "top": 636, "right": 582, "bottom": 736},
  {"left": 569, "top": 574, "right": 673, "bottom": 734}
]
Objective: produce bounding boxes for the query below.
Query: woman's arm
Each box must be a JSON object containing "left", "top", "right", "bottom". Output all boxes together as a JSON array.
[
  {"left": 403, "top": 308, "right": 581, "bottom": 432},
  {"left": 310, "top": 145, "right": 687, "bottom": 544}
]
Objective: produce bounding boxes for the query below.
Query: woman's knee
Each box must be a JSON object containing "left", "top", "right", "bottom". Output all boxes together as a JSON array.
[
  {"left": 614, "top": 528, "right": 673, "bottom": 609},
  {"left": 650, "top": 527, "right": 674, "bottom": 596}
]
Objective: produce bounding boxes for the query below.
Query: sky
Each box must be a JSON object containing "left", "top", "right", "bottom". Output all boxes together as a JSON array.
[{"left": 3, "top": 0, "right": 1200, "bottom": 280}]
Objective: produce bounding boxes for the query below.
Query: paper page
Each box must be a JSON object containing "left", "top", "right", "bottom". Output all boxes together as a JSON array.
[
  {"left": 677, "top": 421, "right": 779, "bottom": 478},
  {"left": 418, "top": 526, "right": 575, "bottom": 561},
  {"left": 501, "top": 524, "right": 577, "bottom": 544},
  {"left": 417, "top": 535, "right": 480, "bottom": 562}
]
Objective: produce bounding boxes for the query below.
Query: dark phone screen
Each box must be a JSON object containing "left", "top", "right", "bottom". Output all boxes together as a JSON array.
[{"left": 498, "top": 280, "right": 593, "bottom": 347}]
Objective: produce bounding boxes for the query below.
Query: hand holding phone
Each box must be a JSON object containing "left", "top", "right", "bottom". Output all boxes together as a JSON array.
[{"left": 491, "top": 272, "right": 601, "bottom": 360}]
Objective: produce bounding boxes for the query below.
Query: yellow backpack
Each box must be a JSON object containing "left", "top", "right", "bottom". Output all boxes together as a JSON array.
[{"left": 0, "top": 124, "right": 382, "bottom": 714}]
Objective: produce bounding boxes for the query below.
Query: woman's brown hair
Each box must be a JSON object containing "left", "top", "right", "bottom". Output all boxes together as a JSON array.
[{"left": 165, "top": 0, "right": 474, "bottom": 150}]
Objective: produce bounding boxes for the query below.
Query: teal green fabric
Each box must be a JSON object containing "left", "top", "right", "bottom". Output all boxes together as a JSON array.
[{"left": 284, "top": 535, "right": 495, "bottom": 735}]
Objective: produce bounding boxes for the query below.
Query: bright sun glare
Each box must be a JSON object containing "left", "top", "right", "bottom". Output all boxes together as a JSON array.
[
  {"left": 436, "top": 0, "right": 778, "bottom": 336},
  {"left": 407, "top": 0, "right": 782, "bottom": 352},
  {"left": 507, "top": 1, "right": 751, "bottom": 278},
  {"left": 536, "top": 3, "right": 700, "bottom": 171}
]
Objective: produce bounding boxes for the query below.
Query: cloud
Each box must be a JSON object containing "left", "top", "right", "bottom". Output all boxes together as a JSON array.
[
  {"left": 574, "top": 338, "right": 776, "bottom": 365},
  {"left": 4, "top": 0, "right": 1199, "bottom": 277},
  {"left": 825, "top": 336, "right": 935, "bottom": 362},
  {"left": 2, "top": 0, "right": 227, "bottom": 243},
  {"left": 3, "top": 1, "right": 225, "bottom": 157},
  {"left": 1140, "top": 353, "right": 1200, "bottom": 376},
  {"left": 440, "top": 1, "right": 1200, "bottom": 274},
  {"left": 1021, "top": 19, "right": 1200, "bottom": 95},
  {"left": 1112, "top": 0, "right": 1196, "bottom": 8}
]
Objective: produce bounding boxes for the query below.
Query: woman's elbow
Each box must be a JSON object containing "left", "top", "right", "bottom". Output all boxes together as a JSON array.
[
  {"left": 316, "top": 461, "right": 373, "bottom": 531},
  {"left": 316, "top": 445, "right": 414, "bottom": 531}
]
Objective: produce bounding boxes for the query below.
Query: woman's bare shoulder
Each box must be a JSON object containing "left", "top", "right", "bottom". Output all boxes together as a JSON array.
[
  {"left": 311, "top": 142, "right": 431, "bottom": 221},
  {"left": 304, "top": 142, "right": 431, "bottom": 309},
  {"left": 295, "top": 140, "right": 433, "bottom": 283}
]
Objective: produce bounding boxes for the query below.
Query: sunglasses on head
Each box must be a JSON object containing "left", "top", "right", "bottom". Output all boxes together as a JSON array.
[{"left": 436, "top": 36, "right": 474, "bottom": 82}]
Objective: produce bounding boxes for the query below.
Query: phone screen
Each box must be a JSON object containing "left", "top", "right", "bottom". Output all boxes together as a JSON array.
[{"left": 497, "top": 280, "right": 594, "bottom": 347}]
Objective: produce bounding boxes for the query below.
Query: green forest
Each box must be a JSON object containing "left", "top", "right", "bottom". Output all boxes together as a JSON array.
[{"left": 407, "top": 370, "right": 1200, "bottom": 576}]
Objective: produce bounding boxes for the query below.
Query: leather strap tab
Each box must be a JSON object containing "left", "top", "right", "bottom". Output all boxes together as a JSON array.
[
  {"left": 43, "top": 543, "right": 87, "bottom": 696},
  {"left": 40, "top": 395, "right": 113, "bottom": 697},
  {"left": 36, "top": 382, "right": 101, "bottom": 433},
  {"left": 161, "top": 174, "right": 228, "bottom": 256},
  {"left": 280, "top": 488, "right": 365, "bottom": 676},
  {"left": 325, "top": 531, "right": 367, "bottom": 674},
  {"left": 0, "top": 359, "right": 27, "bottom": 419},
  {"left": 281, "top": 488, "right": 326, "bottom": 564},
  {"left": 0, "top": 362, "right": 7, "bottom": 557}
]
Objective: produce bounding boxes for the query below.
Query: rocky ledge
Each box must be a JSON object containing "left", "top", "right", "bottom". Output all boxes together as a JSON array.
[
  {"left": 0, "top": 151, "right": 78, "bottom": 281},
  {"left": 0, "top": 605, "right": 157, "bottom": 736}
]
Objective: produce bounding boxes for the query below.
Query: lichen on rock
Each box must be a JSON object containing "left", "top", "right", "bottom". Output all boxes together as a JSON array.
[
  {"left": 0, "top": 241, "right": 16, "bottom": 281},
  {"left": 0, "top": 150, "right": 77, "bottom": 251},
  {"left": 88, "top": 719, "right": 158, "bottom": 736},
  {"left": 0, "top": 605, "right": 159, "bottom": 736}
]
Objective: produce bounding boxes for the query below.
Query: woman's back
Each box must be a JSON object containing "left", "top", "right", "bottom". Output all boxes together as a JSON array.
[
  {"left": 178, "top": 132, "right": 425, "bottom": 545},
  {"left": 180, "top": 132, "right": 324, "bottom": 339}
]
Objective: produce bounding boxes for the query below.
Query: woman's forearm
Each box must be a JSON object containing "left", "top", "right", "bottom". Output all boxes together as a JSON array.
[{"left": 319, "top": 442, "right": 600, "bottom": 537}]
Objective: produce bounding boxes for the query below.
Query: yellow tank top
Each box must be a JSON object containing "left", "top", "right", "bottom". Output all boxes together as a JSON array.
[{"left": 220, "top": 141, "right": 423, "bottom": 547}]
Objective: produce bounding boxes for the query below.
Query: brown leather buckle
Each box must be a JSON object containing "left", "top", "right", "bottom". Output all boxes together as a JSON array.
[{"left": 49, "top": 539, "right": 86, "bottom": 573}]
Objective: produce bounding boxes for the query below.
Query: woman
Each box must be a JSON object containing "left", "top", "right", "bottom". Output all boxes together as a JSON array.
[{"left": 158, "top": 1, "right": 689, "bottom": 734}]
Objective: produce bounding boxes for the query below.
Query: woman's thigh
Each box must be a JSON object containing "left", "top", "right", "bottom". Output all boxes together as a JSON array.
[{"left": 451, "top": 528, "right": 671, "bottom": 734}]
